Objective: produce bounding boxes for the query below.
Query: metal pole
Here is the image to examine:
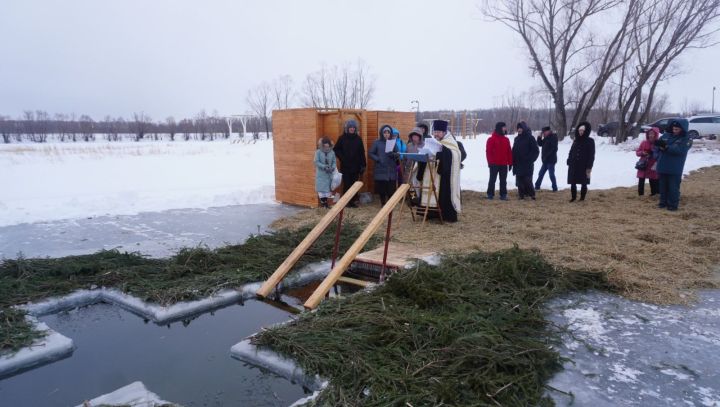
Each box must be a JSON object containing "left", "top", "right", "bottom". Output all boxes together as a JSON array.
[{"left": 713, "top": 86, "right": 716, "bottom": 114}]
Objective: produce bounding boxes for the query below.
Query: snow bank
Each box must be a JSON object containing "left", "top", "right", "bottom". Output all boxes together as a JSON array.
[
  {"left": 0, "top": 139, "right": 275, "bottom": 226},
  {"left": 460, "top": 134, "right": 720, "bottom": 193},
  {"left": 0, "top": 319, "right": 74, "bottom": 378},
  {"left": 74, "top": 381, "right": 173, "bottom": 407},
  {"left": 231, "top": 339, "right": 325, "bottom": 391}
]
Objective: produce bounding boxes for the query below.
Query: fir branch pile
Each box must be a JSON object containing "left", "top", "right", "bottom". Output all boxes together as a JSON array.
[
  {"left": 253, "top": 247, "right": 609, "bottom": 406},
  {"left": 0, "top": 222, "right": 377, "bottom": 354}
]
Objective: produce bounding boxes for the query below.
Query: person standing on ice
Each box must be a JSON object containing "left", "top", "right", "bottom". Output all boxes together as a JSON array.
[
  {"left": 566, "top": 121, "right": 595, "bottom": 202},
  {"left": 369, "top": 125, "right": 399, "bottom": 205},
  {"left": 535, "top": 126, "right": 559, "bottom": 192},
  {"left": 655, "top": 119, "right": 692, "bottom": 211},
  {"left": 512, "top": 121, "right": 540, "bottom": 200},
  {"left": 314, "top": 137, "right": 336, "bottom": 208},
  {"left": 333, "top": 120, "right": 366, "bottom": 208},
  {"left": 422, "top": 119, "right": 462, "bottom": 222},
  {"left": 635, "top": 127, "right": 660, "bottom": 196},
  {"left": 485, "top": 121, "right": 513, "bottom": 200}
]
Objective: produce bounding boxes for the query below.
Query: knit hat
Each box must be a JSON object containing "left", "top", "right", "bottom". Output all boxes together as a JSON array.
[
  {"left": 494, "top": 122, "right": 506, "bottom": 133},
  {"left": 433, "top": 120, "right": 449, "bottom": 132},
  {"left": 541, "top": 126, "right": 551, "bottom": 132}
]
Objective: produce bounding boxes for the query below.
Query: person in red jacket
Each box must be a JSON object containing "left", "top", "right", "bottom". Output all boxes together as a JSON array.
[
  {"left": 636, "top": 127, "right": 660, "bottom": 196},
  {"left": 486, "top": 122, "right": 513, "bottom": 200}
]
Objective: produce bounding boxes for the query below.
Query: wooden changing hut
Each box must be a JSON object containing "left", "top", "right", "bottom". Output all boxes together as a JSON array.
[{"left": 272, "top": 108, "right": 416, "bottom": 207}]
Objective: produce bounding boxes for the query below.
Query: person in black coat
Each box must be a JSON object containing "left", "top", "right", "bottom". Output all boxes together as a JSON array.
[
  {"left": 511, "top": 121, "right": 540, "bottom": 200},
  {"left": 333, "top": 120, "right": 366, "bottom": 207},
  {"left": 534, "top": 126, "right": 558, "bottom": 191},
  {"left": 566, "top": 121, "right": 596, "bottom": 202}
]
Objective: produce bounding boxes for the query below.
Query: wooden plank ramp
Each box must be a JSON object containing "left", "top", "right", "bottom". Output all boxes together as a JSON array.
[
  {"left": 256, "top": 181, "right": 363, "bottom": 299},
  {"left": 303, "top": 184, "right": 410, "bottom": 310},
  {"left": 353, "top": 243, "right": 436, "bottom": 269}
]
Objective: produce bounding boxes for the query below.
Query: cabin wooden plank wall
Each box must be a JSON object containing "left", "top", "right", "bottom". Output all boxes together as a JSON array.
[{"left": 273, "top": 108, "right": 416, "bottom": 208}]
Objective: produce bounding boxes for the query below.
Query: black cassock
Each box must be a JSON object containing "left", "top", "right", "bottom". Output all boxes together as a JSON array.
[{"left": 436, "top": 146, "right": 458, "bottom": 222}]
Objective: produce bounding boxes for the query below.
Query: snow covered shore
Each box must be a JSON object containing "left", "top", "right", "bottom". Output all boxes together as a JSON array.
[{"left": 1, "top": 136, "right": 718, "bottom": 227}]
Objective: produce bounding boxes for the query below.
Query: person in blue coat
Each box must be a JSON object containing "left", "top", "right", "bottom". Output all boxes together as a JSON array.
[
  {"left": 369, "top": 125, "right": 399, "bottom": 205},
  {"left": 314, "top": 137, "right": 336, "bottom": 208},
  {"left": 655, "top": 119, "right": 693, "bottom": 211}
]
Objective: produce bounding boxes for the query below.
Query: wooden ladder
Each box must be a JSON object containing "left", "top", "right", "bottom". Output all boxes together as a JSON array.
[
  {"left": 303, "top": 184, "right": 410, "bottom": 310},
  {"left": 255, "top": 181, "right": 363, "bottom": 299}
]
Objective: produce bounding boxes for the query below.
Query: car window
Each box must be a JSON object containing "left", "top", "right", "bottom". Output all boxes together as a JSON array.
[
  {"left": 690, "top": 117, "right": 712, "bottom": 123},
  {"left": 713, "top": 117, "right": 720, "bottom": 123},
  {"left": 657, "top": 119, "right": 668, "bottom": 126}
]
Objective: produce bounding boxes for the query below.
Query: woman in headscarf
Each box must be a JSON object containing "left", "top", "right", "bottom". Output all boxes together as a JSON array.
[{"left": 314, "top": 137, "right": 336, "bottom": 208}]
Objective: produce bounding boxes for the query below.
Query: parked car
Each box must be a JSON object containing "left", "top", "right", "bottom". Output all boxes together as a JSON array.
[
  {"left": 597, "top": 121, "right": 642, "bottom": 138},
  {"left": 687, "top": 115, "right": 720, "bottom": 139},
  {"left": 640, "top": 117, "right": 679, "bottom": 134}
]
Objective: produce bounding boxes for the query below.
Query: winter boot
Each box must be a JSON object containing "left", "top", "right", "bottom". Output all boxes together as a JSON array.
[
  {"left": 570, "top": 186, "right": 577, "bottom": 202},
  {"left": 320, "top": 198, "right": 329, "bottom": 208}
]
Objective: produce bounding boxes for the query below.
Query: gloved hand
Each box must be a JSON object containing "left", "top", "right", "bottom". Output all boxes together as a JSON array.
[{"left": 654, "top": 139, "right": 667, "bottom": 148}]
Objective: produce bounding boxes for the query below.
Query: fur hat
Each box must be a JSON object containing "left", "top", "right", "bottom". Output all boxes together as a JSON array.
[
  {"left": 416, "top": 122, "right": 429, "bottom": 134},
  {"left": 433, "top": 120, "right": 449, "bottom": 132},
  {"left": 408, "top": 127, "right": 424, "bottom": 139},
  {"left": 344, "top": 120, "right": 358, "bottom": 133},
  {"left": 541, "top": 126, "right": 551, "bottom": 132},
  {"left": 494, "top": 122, "right": 506, "bottom": 133}
]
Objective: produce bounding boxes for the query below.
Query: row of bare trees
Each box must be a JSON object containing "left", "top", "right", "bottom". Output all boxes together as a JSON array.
[
  {"left": 245, "top": 60, "right": 377, "bottom": 137},
  {"left": 484, "top": 0, "right": 720, "bottom": 143},
  {"left": 0, "top": 110, "right": 269, "bottom": 143}
]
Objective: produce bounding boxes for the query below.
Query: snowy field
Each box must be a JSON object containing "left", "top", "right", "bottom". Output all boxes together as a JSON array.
[{"left": 1, "top": 135, "right": 719, "bottom": 227}]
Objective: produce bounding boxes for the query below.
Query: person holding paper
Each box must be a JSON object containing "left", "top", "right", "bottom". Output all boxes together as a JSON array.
[
  {"left": 369, "top": 125, "right": 399, "bottom": 205},
  {"left": 418, "top": 119, "right": 462, "bottom": 222}
]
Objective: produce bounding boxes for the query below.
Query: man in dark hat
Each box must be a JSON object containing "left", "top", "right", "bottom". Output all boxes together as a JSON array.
[
  {"left": 535, "top": 126, "right": 558, "bottom": 191},
  {"left": 418, "top": 119, "right": 462, "bottom": 222},
  {"left": 333, "top": 119, "right": 366, "bottom": 207},
  {"left": 512, "top": 121, "right": 539, "bottom": 200}
]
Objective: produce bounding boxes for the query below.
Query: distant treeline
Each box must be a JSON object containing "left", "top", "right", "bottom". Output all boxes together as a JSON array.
[
  {"left": 1, "top": 106, "right": 676, "bottom": 143},
  {"left": 0, "top": 111, "right": 268, "bottom": 143}
]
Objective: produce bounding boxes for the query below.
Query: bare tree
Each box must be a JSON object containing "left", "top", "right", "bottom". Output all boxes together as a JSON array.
[
  {"left": 613, "top": 0, "right": 720, "bottom": 143},
  {"left": 166, "top": 116, "right": 177, "bottom": 141},
  {"left": 271, "top": 75, "right": 295, "bottom": 109},
  {"left": 0, "top": 116, "right": 10, "bottom": 143},
  {"left": 132, "top": 112, "right": 150, "bottom": 142},
  {"left": 79, "top": 115, "right": 94, "bottom": 142},
  {"left": 484, "top": 0, "right": 639, "bottom": 138},
  {"left": 300, "top": 61, "right": 376, "bottom": 109},
  {"left": 247, "top": 82, "right": 272, "bottom": 138}
]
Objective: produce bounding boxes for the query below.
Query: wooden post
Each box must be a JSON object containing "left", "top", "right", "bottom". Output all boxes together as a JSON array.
[
  {"left": 256, "top": 181, "right": 364, "bottom": 299},
  {"left": 303, "top": 184, "right": 410, "bottom": 310}
]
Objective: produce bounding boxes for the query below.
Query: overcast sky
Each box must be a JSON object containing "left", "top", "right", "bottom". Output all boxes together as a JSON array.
[{"left": 0, "top": 0, "right": 717, "bottom": 120}]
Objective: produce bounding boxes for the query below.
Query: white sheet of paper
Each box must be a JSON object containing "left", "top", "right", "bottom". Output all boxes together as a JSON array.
[
  {"left": 420, "top": 138, "right": 442, "bottom": 155},
  {"left": 385, "top": 139, "right": 395, "bottom": 153}
]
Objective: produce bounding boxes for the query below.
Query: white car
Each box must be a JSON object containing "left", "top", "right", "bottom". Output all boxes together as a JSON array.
[{"left": 687, "top": 115, "right": 720, "bottom": 139}]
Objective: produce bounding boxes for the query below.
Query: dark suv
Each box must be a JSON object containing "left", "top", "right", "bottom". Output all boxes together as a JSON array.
[
  {"left": 597, "top": 121, "right": 641, "bottom": 138},
  {"left": 640, "top": 117, "right": 680, "bottom": 134}
]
